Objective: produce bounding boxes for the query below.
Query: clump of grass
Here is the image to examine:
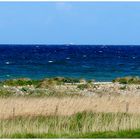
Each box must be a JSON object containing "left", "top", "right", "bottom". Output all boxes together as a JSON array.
[
  {"left": 120, "top": 86, "right": 127, "bottom": 90},
  {"left": 21, "top": 87, "right": 29, "bottom": 92},
  {"left": 0, "top": 78, "right": 40, "bottom": 87},
  {"left": 59, "top": 77, "right": 81, "bottom": 84},
  {"left": 113, "top": 76, "right": 140, "bottom": 84},
  {"left": 37, "top": 77, "right": 82, "bottom": 88},
  {"left": 77, "top": 82, "right": 94, "bottom": 90},
  {"left": 0, "top": 77, "right": 93, "bottom": 88},
  {"left": 77, "top": 84, "right": 90, "bottom": 90},
  {"left": 0, "top": 111, "right": 140, "bottom": 138},
  {"left": 37, "top": 78, "right": 58, "bottom": 88},
  {"left": 0, "top": 88, "right": 12, "bottom": 97}
]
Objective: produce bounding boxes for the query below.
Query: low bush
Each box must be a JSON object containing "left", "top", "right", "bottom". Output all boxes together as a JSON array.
[
  {"left": 113, "top": 76, "right": 140, "bottom": 84},
  {"left": 37, "top": 77, "right": 82, "bottom": 88},
  {"left": 0, "top": 78, "right": 40, "bottom": 86},
  {"left": 77, "top": 83, "right": 93, "bottom": 90}
]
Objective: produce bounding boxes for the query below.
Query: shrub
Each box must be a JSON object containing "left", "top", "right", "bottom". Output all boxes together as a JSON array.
[
  {"left": 113, "top": 76, "right": 140, "bottom": 84},
  {"left": 120, "top": 86, "right": 127, "bottom": 90},
  {"left": 77, "top": 83, "right": 92, "bottom": 90},
  {"left": 0, "top": 78, "right": 40, "bottom": 86},
  {"left": 0, "top": 89, "right": 12, "bottom": 97},
  {"left": 60, "top": 77, "right": 80, "bottom": 83},
  {"left": 37, "top": 77, "right": 81, "bottom": 88}
]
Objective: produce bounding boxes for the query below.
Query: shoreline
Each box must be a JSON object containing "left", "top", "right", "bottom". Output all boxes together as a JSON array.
[{"left": 0, "top": 76, "right": 140, "bottom": 97}]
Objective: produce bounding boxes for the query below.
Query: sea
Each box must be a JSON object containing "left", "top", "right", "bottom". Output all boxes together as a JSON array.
[{"left": 0, "top": 45, "right": 140, "bottom": 82}]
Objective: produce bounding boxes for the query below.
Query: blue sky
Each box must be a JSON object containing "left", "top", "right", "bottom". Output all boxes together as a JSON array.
[{"left": 0, "top": 2, "right": 140, "bottom": 45}]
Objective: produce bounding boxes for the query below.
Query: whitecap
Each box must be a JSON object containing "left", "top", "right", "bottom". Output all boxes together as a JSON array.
[
  {"left": 83, "top": 55, "right": 87, "bottom": 57},
  {"left": 66, "top": 57, "right": 70, "bottom": 60},
  {"left": 5, "top": 61, "right": 10, "bottom": 64},
  {"left": 132, "top": 56, "right": 136, "bottom": 59},
  {"left": 48, "top": 61, "right": 53, "bottom": 63},
  {"left": 99, "top": 51, "right": 103, "bottom": 53}
]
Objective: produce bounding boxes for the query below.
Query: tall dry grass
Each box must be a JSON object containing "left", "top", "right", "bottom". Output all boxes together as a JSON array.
[
  {"left": 1, "top": 96, "right": 140, "bottom": 137},
  {"left": 1, "top": 95, "right": 140, "bottom": 119}
]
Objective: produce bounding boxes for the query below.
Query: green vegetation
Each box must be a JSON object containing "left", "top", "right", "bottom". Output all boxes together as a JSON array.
[
  {"left": 0, "top": 77, "right": 94, "bottom": 97},
  {"left": 120, "top": 85, "right": 127, "bottom": 90},
  {"left": 0, "top": 77, "right": 84, "bottom": 87},
  {"left": 77, "top": 83, "right": 93, "bottom": 90},
  {"left": 0, "top": 78, "right": 40, "bottom": 86},
  {"left": 0, "top": 86, "right": 80, "bottom": 98},
  {"left": 1, "top": 76, "right": 140, "bottom": 97},
  {"left": 0, "top": 88, "right": 12, "bottom": 97},
  {"left": 113, "top": 76, "right": 140, "bottom": 84},
  {"left": 0, "top": 77, "right": 94, "bottom": 87},
  {"left": 1, "top": 111, "right": 140, "bottom": 138},
  {"left": 5, "top": 130, "right": 140, "bottom": 138},
  {"left": 37, "top": 77, "right": 90, "bottom": 88}
]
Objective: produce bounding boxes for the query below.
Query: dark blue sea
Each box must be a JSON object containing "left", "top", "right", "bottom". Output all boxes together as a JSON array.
[{"left": 0, "top": 45, "right": 140, "bottom": 81}]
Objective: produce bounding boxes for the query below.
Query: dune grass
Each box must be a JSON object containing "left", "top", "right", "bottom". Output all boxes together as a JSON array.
[
  {"left": 113, "top": 76, "right": 140, "bottom": 84},
  {"left": 0, "top": 78, "right": 40, "bottom": 87},
  {"left": 0, "top": 77, "right": 90, "bottom": 97},
  {"left": 1, "top": 111, "right": 140, "bottom": 138},
  {"left": 0, "top": 77, "right": 83, "bottom": 87},
  {"left": 1, "top": 76, "right": 140, "bottom": 97}
]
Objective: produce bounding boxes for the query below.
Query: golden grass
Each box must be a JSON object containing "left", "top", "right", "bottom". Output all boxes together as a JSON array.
[
  {"left": 1, "top": 95, "right": 140, "bottom": 119},
  {"left": 1, "top": 96, "right": 140, "bottom": 138}
]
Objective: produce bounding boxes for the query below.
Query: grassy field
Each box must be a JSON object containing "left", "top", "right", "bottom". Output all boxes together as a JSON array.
[
  {"left": 1, "top": 96, "right": 140, "bottom": 119},
  {"left": 1, "top": 111, "right": 140, "bottom": 138},
  {"left": 1, "top": 76, "right": 140, "bottom": 138},
  {"left": 0, "top": 96, "right": 140, "bottom": 138}
]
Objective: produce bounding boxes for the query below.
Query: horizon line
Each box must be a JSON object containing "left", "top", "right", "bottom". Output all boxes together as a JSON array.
[{"left": 0, "top": 44, "right": 140, "bottom": 46}]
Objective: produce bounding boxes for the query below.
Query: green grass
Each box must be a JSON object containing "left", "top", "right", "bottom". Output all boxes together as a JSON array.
[
  {"left": 5, "top": 130, "right": 140, "bottom": 138},
  {"left": 0, "top": 78, "right": 40, "bottom": 86},
  {"left": 77, "top": 83, "right": 91, "bottom": 90},
  {"left": 0, "top": 77, "right": 93, "bottom": 87},
  {"left": 1, "top": 112, "right": 140, "bottom": 138},
  {"left": 36, "top": 77, "right": 84, "bottom": 88},
  {"left": 113, "top": 76, "right": 140, "bottom": 84}
]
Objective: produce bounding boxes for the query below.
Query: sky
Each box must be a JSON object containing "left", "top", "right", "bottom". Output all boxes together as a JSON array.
[{"left": 0, "top": 2, "right": 140, "bottom": 45}]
